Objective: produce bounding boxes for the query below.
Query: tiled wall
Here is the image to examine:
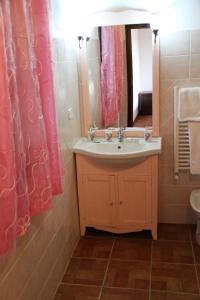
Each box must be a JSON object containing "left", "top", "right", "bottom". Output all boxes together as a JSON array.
[
  {"left": 0, "top": 2, "right": 81, "bottom": 300},
  {"left": 159, "top": 29, "right": 200, "bottom": 223}
]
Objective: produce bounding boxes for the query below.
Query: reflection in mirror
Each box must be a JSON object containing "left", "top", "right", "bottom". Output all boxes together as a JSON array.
[{"left": 86, "top": 24, "right": 153, "bottom": 129}]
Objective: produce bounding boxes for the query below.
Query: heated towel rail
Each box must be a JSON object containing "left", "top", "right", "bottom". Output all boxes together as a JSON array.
[{"left": 174, "top": 87, "right": 190, "bottom": 177}]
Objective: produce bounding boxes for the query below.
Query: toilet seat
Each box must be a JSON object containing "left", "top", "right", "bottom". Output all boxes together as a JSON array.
[
  {"left": 190, "top": 189, "right": 200, "bottom": 214},
  {"left": 190, "top": 190, "right": 200, "bottom": 245}
]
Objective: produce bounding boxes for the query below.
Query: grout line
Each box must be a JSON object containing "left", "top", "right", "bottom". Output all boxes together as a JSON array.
[
  {"left": 72, "top": 256, "right": 111, "bottom": 260},
  {"left": 189, "top": 31, "right": 191, "bottom": 79},
  {"left": 149, "top": 240, "right": 153, "bottom": 300},
  {"left": 57, "top": 283, "right": 101, "bottom": 288},
  {"left": 148, "top": 261, "right": 195, "bottom": 266},
  {"left": 151, "top": 289, "right": 200, "bottom": 296},
  {"left": 152, "top": 239, "right": 192, "bottom": 243},
  {"left": 70, "top": 256, "right": 197, "bottom": 265},
  {"left": 189, "top": 224, "right": 200, "bottom": 295},
  {"left": 98, "top": 237, "right": 116, "bottom": 300},
  {"left": 164, "top": 54, "right": 190, "bottom": 58}
]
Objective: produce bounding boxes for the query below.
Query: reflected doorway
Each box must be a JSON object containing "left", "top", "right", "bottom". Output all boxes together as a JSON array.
[{"left": 125, "top": 24, "right": 153, "bottom": 127}]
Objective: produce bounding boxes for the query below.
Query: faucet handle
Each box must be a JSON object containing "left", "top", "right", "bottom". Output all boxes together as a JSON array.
[
  {"left": 119, "top": 126, "right": 125, "bottom": 133},
  {"left": 117, "top": 126, "right": 125, "bottom": 142},
  {"left": 105, "top": 129, "right": 113, "bottom": 141},
  {"left": 88, "top": 126, "right": 95, "bottom": 142}
]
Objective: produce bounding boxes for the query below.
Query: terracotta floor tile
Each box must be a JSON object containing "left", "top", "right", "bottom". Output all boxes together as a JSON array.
[
  {"left": 134, "top": 114, "right": 152, "bottom": 127},
  {"left": 151, "top": 262, "right": 199, "bottom": 294},
  {"left": 62, "top": 258, "right": 108, "bottom": 286},
  {"left": 57, "top": 284, "right": 101, "bottom": 299},
  {"left": 152, "top": 240, "right": 194, "bottom": 264},
  {"left": 151, "top": 291, "right": 200, "bottom": 300},
  {"left": 111, "top": 239, "right": 152, "bottom": 261},
  {"left": 157, "top": 224, "right": 190, "bottom": 241},
  {"left": 104, "top": 260, "right": 151, "bottom": 289},
  {"left": 73, "top": 237, "right": 114, "bottom": 259},
  {"left": 100, "top": 287, "right": 149, "bottom": 300}
]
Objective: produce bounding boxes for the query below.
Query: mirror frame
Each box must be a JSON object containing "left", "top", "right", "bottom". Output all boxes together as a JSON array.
[{"left": 77, "top": 24, "right": 160, "bottom": 137}]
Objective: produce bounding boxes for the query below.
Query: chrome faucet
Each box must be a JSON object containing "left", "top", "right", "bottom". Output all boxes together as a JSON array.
[
  {"left": 88, "top": 126, "right": 95, "bottom": 142},
  {"left": 117, "top": 127, "right": 125, "bottom": 142}
]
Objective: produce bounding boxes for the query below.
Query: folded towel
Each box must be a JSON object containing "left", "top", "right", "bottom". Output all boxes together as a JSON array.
[
  {"left": 178, "top": 87, "right": 200, "bottom": 121},
  {"left": 188, "top": 122, "right": 200, "bottom": 175}
]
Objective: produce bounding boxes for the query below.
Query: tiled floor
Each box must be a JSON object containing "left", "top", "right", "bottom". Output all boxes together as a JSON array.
[
  {"left": 134, "top": 115, "right": 152, "bottom": 127},
  {"left": 54, "top": 224, "right": 200, "bottom": 300}
]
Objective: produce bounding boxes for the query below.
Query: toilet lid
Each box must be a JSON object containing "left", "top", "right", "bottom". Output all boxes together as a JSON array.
[{"left": 190, "top": 189, "right": 200, "bottom": 211}]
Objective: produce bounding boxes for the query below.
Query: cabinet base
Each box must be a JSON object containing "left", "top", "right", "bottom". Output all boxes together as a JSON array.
[{"left": 80, "top": 225, "right": 157, "bottom": 240}]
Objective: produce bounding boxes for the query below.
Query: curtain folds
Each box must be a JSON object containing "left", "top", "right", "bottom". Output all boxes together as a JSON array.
[
  {"left": 0, "top": 0, "right": 64, "bottom": 255},
  {"left": 100, "top": 26, "right": 123, "bottom": 127}
]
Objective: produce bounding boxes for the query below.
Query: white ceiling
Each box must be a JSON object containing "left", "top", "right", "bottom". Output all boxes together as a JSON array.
[
  {"left": 59, "top": 0, "right": 200, "bottom": 32},
  {"left": 74, "top": 0, "right": 176, "bottom": 14}
]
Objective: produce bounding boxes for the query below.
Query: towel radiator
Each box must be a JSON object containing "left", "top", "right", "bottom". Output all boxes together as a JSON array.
[{"left": 174, "top": 87, "right": 190, "bottom": 177}]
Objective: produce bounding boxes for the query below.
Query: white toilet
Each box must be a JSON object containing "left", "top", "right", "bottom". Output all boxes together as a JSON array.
[{"left": 190, "top": 190, "right": 200, "bottom": 244}]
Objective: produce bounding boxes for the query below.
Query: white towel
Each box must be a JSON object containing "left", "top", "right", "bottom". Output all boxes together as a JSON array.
[
  {"left": 188, "top": 122, "right": 200, "bottom": 175},
  {"left": 178, "top": 87, "right": 200, "bottom": 121}
]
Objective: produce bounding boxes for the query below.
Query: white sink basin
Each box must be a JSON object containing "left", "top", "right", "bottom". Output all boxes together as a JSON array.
[{"left": 73, "top": 137, "right": 162, "bottom": 162}]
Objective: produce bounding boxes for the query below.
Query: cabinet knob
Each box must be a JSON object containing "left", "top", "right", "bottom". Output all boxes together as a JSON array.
[
  {"left": 119, "top": 201, "right": 123, "bottom": 205},
  {"left": 110, "top": 202, "right": 114, "bottom": 206}
]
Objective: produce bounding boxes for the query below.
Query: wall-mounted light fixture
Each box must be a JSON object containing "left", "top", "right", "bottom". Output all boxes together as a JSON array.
[
  {"left": 77, "top": 36, "right": 90, "bottom": 49},
  {"left": 153, "top": 29, "right": 159, "bottom": 43},
  {"left": 78, "top": 36, "right": 84, "bottom": 49},
  {"left": 150, "top": 12, "right": 160, "bottom": 44}
]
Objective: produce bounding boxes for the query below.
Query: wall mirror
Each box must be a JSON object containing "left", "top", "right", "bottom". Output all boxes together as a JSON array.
[{"left": 78, "top": 16, "right": 159, "bottom": 137}]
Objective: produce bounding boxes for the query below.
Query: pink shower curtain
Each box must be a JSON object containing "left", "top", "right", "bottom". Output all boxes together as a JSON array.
[
  {"left": 0, "top": 0, "right": 64, "bottom": 255},
  {"left": 100, "top": 26, "right": 123, "bottom": 127}
]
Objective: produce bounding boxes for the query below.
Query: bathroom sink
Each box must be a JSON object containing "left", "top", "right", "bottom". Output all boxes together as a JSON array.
[{"left": 73, "top": 137, "right": 162, "bottom": 163}]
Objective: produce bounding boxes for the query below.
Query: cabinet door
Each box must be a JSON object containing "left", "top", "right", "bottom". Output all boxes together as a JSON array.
[
  {"left": 118, "top": 175, "right": 151, "bottom": 228},
  {"left": 83, "top": 174, "right": 116, "bottom": 227}
]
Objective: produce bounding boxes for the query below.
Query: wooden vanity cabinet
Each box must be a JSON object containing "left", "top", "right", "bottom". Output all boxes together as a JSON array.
[{"left": 75, "top": 154, "right": 158, "bottom": 239}]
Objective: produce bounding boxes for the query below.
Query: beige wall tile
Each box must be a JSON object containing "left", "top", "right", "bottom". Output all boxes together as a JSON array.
[
  {"left": 159, "top": 33, "right": 167, "bottom": 57},
  {"left": 165, "top": 31, "right": 190, "bottom": 56},
  {"left": 86, "top": 39, "right": 100, "bottom": 61},
  {"left": 191, "top": 30, "right": 200, "bottom": 54},
  {"left": 164, "top": 56, "right": 189, "bottom": 79},
  {"left": 53, "top": 38, "right": 77, "bottom": 62},
  {"left": 190, "top": 54, "right": 200, "bottom": 78},
  {"left": 160, "top": 57, "right": 167, "bottom": 80},
  {"left": 158, "top": 202, "right": 195, "bottom": 224}
]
